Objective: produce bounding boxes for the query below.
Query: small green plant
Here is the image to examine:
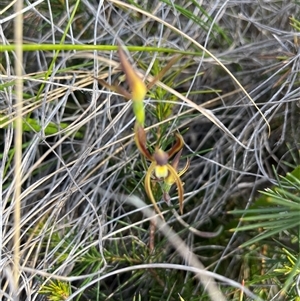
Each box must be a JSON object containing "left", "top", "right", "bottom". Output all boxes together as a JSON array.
[
  {"left": 230, "top": 166, "right": 300, "bottom": 299},
  {"left": 39, "top": 280, "right": 71, "bottom": 301},
  {"left": 274, "top": 248, "right": 300, "bottom": 299}
]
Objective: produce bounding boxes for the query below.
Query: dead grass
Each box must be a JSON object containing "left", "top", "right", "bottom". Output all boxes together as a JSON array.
[{"left": 1, "top": 0, "right": 300, "bottom": 300}]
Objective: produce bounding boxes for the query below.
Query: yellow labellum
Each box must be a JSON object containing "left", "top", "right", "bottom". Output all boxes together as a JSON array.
[{"left": 154, "top": 165, "right": 169, "bottom": 179}]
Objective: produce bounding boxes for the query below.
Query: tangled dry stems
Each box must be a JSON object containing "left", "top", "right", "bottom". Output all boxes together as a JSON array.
[{"left": 1, "top": 0, "right": 300, "bottom": 300}]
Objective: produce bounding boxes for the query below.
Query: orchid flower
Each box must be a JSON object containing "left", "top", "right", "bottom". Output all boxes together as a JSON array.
[
  {"left": 96, "top": 45, "right": 190, "bottom": 219},
  {"left": 117, "top": 46, "right": 147, "bottom": 126},
  {"left": 135, "top": 124, "right": 189, "bottom": 219}
]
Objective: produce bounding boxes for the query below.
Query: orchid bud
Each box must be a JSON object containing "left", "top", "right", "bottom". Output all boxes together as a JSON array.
[{"left": 118, "top": 46, "right": 147, "bottom": 125}]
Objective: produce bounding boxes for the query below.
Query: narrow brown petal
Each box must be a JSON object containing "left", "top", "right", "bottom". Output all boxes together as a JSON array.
[
  {"left": 145, "top": 162, "right": 165, "bottom": 220},
  {"left": 167, "top": 164, "right": 184, "bottom": 214},
  {"left": 170, "top": 149, "right": 182, "bottom": 172},
  {"left": 167, "top": 133, "right": 184, "bottom": 158},
  {"left": 178, "top": 159, "right": 190, "bottom": 177},
  {"left": 134, "top": 124, "right": 153, "bottom": 161},
  {"left": 95, "top": 78, "right": 132, "bottom": 100}
]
